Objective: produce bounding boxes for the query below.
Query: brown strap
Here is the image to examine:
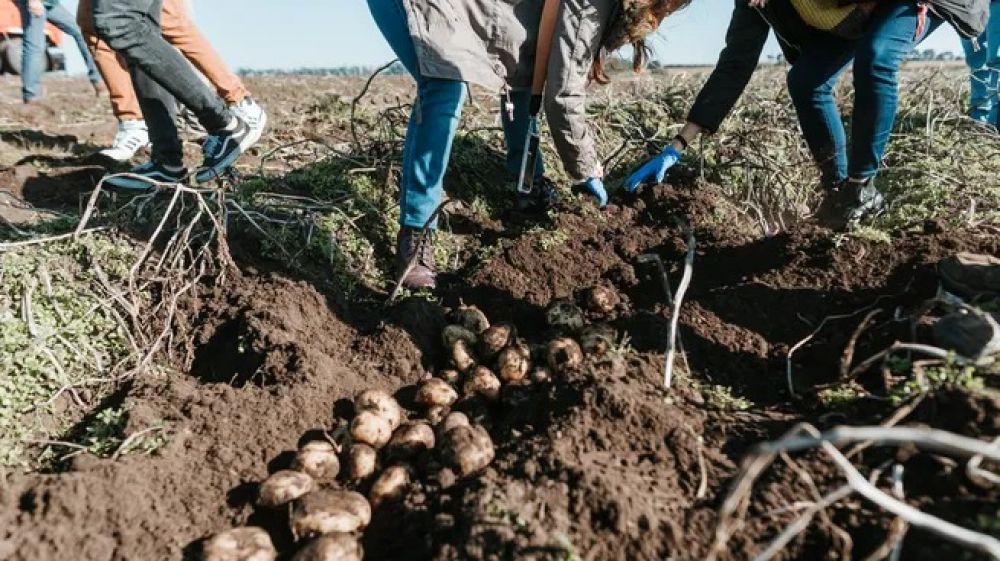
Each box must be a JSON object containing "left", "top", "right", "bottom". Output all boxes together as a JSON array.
[{"left": 531, "top": 0, "right": 563, "bottom": 97}]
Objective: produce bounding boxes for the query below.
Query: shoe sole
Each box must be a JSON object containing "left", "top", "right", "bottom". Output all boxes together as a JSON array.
[
  {"left": 104, "top": 175, "right": 177, "bottom": 192},
  {"left": 194, "top": 113, "right": 267, "bottom": 183}
]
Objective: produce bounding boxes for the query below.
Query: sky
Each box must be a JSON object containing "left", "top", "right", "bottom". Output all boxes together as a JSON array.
[{"left": 59, "top": 0, "right": 965, "bottom": 75}]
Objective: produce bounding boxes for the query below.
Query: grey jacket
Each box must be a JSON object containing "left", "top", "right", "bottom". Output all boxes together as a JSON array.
[{"left": 402, "top": 0, "right": 614, "bottom": 182}]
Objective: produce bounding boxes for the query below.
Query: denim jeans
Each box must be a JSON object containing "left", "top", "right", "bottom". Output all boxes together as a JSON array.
[
  {"left": 367, "top": 0, "right": 536, "bottom": 229},
  {"left": 18, "top": 1, "right": 101, "bottom": 102},
  {"left": 787, "top": 1, "right": 941, "bottom": 184},
  {"left": 91, "top": 0, "right": 232, "bottom": 165},
  {"left": 961, "top": 1, "right": 1000, "bottom": 125}
]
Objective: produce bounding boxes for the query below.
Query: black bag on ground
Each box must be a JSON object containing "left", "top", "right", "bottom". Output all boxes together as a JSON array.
[
  {"left": 937, "top": 252, "right": 1000, "bottom": 301},
  {"left": 933, "top": 309, "right": 1000, "bottom": 359}
]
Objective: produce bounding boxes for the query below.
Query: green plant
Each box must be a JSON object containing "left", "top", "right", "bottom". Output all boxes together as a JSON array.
[
  {"left": 702, "top": 384, "right": 753, "bottom": 411},
  {"left": 818, "top": 386, "right": 863, "bottom": 407},
  {"left": 890, "top": 356, "right": 985, "bottom": 404}
]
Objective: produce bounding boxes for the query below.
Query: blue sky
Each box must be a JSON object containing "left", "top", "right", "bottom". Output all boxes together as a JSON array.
[{"left": 60, "top": 0, "right": 964, "bottom": 74}]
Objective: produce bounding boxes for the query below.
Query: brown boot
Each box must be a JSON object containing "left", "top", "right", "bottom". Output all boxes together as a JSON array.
[{"left": 396, "top": 227, "right": 436, "bottom": 290}]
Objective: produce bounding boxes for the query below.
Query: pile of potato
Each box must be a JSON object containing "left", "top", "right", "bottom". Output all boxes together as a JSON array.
[{"left": 202, "top": 287, "right": 620, "bottom": 561}]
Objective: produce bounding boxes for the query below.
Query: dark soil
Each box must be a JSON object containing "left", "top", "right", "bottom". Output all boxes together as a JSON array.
[{"left": 2, "top": 178, "right": 999, "bottom": 561}]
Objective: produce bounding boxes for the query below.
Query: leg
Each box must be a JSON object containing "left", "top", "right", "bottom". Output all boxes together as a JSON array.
[
  {"left": 501, "top": 90, "right": 545, "bottom": 181},
  {"left": 132, "top": 66, "right": 181, "bottom": 166},
  {"left": 45, "top": 3, "right": 102, "bottom": 84},
  {"left": 367, "top": 0, "right": 466, "bottom": 230},
  {"left": 986, "top": 2, "right": 1000, "bottom": 126},
  {"left": 786, "top": 32, "right": 855, "bottom": 188},
  {"left": 78, "top": 0, "right": 142, "bottom": 120},
  {"left": 91, "top": 0, "right": 231, "bottom": 132},
  {"left": 962, "top": 33, "right": 990, "bottom": 122},
  {"left": 850, "top": 2, "right": 943, "bottom": 180},
  {"left": 160, "top": 0, "right": 249, "bottom": 104},
  {"left": 18, "top": 0, "right": 46, "bottom": 102}
]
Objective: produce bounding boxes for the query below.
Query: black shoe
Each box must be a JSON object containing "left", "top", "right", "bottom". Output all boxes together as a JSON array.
[
  {"left": 396, "top": 227, "right": 436, "bottom": 290},
  {"left": 815, "top": 179, "right": 885, "bottom": 231},
  {"left": 105, "top": 160, "right": 187, "bottom": 191},
  {"left": 195, "top": 116, "right": 255, "bottom": 183},
  {"left": 515, "top": 176, "right": 559, "bottom": 213}
]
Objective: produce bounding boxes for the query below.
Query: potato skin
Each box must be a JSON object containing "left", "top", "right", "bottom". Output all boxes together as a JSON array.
[
  {"left": 479, "top": 324, "right": 515, "bottom": 360},
  {"left": 440, "top": 425, "right": 495, "bottom": 477},
  {"left": 354, "top": 390, "right": 402, "bottom": 430},
  {"left": 290, "top": 534, "right": 362, "bottom": 561},
  {"left": 292, "top": 440, "right": 340, "bottom": 482},
  {"left": 545, "top": 299, "right": 585, "bottom": 333},
  {"left": 203, "top": 527, "right": 276, "bottom": 561},
  {"left": 291, "top": 490, "right": 372, "bottom": 538},
  {"left": 453, "top": 305, "right": 490, "bottom": 334},
  {"left": 586, "top": 286, "right": 619, "bottom": 314},
  {"left": 580, "top": 323, "right": 616, "bottom": 357},
  {"left": 426, "top": 405, "right": 450, "bottom": 425},
  {"left": 450, "top": 339, "right": 477, "bottom": 372},
  {"left": 442, "top": 324, "right": 478, "bottom": 348},
  {"left": 258, "top": 470, "right": 315, "bottom": 508},
  {"left": 546, "top": 338, "right": 584, "bottom": 373},
  {"left": 343, "top": 443, "right": 378, "bottom": 480},
  {"left": 350, "top": 410, "right": 393, "bottom": 448},
  {"left": 369, "top": 465, "right": 411, "bottom": 507},
  {"left": 386, "top": 422, "right": 436, "bottom": 461},
  {"left": 463, "top": 366, "right": 500, "bottom": 401},
  {"left": 415, "top": 378, "right": 459, "bottom": 408},
  {"left": 440, "top": 411, "right": 470, "bottom": 434},
  {"left": 496, "top": 344, "right": 530, "bottom": 383}
]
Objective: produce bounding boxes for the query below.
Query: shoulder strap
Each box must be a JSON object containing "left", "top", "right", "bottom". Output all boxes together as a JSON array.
[{"left": 532, "top": 0, "right": 563, "bottom": 97}]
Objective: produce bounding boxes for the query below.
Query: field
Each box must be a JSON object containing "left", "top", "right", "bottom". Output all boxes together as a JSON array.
[{"left": 0, "top": 65, "right": 999, "bottom": 561}]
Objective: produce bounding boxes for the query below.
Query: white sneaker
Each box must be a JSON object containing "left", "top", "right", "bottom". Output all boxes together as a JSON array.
[
  {"left": 230, "top": 96, "right": 267, "bottom": 147},
  {"left": 100, "top": 120, "right": 150, "bottom": 162}
]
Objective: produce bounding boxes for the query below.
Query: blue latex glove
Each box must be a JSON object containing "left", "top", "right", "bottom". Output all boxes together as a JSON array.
[
  {"left": 625, "top": 146, "right": 682, "bottom": 192},
  {"left": 574, "top": 177, "right": 608, "bottom": 208}
]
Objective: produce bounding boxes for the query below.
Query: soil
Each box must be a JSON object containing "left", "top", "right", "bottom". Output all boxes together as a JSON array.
[{"left": 2, "top": 77, "right": 1000, "bottom": 561}]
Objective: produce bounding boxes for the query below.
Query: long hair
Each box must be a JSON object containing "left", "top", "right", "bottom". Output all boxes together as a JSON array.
[{"left": 590, "top": 0, "right": 690, "bottom": 84}]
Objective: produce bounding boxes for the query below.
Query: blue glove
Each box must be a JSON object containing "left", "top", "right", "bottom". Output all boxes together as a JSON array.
[
  {"left": 625, "top": 146, "right": 682, "bottom": 192},
  {"left": 574, "top": 177, "right": 608, "bottom": 208}
]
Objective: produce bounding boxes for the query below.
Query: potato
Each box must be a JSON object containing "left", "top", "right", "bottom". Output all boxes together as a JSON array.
[
  {"left": 369, "top": 465, "right": 411, "bottom": 507},
  {"left": 437, "top": 369, "right": 461, "bottom": 384},
  {"left": 291, "top": 534, "right": 363, "bottom": 561},
  {"left": 496, "top": 344, "right": 531, "bottom": 383},
  {"left": 530, "top": 366, "right": 553, "bottom": 384},
  {"left": 586, "top": 286, "right": 619, "bottom": 315},
  {"left": 350, "top": 410, "right": 393, "bottom": 449},
  {"left": 450, "top": 339, "right": 477, "bottom": 371},
  {"left": 453, "top": 304, "right": 490, "bottom": 334},
  {"left": 441, "top": 425, "right": 495, "bottom": 477},
  {"left": 415, "top": 378, "right": 459, "bottom": 408},
  {"left": 545, "top": 299, "right": 585, "bottom": 333},
  {"left": 292, "top": 440, "right": 340, "bottom": 482},
  {"left": 203, "top": 527, "right": 276, "bottom": 561},
  {"left": 386, "top": 422, "right": 436, "bottom": 460},
  {"left": 343, "top": 443, "right": 378, "bottom": 480},
  {"left": 354, "top": 390, "right": 402, "bottom": 430},
  {"left": 442, "top": 324, "right": 478, "bottom": 348},
  {"left": 580, "top": 323, "right": 616, "bottom": 357},
  {"left": 463, "top": 366, "right": 500, "bottom": 401},
  {"left": 426, "top": 405, "right": 450, "bottom": 425},
  {"left": 546, "top": 338, "right": 584, "bottom": 373},
  {"left": 440, "top": 411, "right": 470, "bottom": 434},
  {"left": 258, "top": 470, "right": 315, "bottom": 508},
  {"left": 479, "top": 324, "right": 515, "bottom": 360},
  {"left": 291, "top": 490, "right": 372, "bottom": 538}
]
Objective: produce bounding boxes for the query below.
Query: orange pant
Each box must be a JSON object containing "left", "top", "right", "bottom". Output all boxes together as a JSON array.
[{"left": 77, "top": 0, "right": 248, "bottom": 121}]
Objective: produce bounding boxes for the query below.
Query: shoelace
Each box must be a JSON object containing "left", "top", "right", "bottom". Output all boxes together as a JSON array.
[{"left": 203, "top": 134, "right": 223, "bottom": 158}]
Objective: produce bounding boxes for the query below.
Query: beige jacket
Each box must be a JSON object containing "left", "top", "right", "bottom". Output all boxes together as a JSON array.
[{"left": 402, "top": 0, "right": 615, "bottom": 182}]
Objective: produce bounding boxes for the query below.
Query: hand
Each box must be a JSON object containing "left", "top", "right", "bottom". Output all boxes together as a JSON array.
[
  {"left": 625, "top": 146, "right": 682, "bottom": 192},
  {"left": 28, "top": 0, "right": 44, "bottom": 16},
  {"left": 574, "top": 177, "right": 608, "bottom": 208}
]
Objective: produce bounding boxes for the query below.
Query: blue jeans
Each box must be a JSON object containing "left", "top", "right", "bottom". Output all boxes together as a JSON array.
[
  {"left": 788, "top": 1, "right": 942, "bottom": 184},
  {"left": 19, "top": 0, "right": 101, "bottom": 102},
  {"left": 962, "top": 1, "right": 1000, "bottom": 125},
  {"left": 367, "top": 0, "right": 537, "bottom": 229}
]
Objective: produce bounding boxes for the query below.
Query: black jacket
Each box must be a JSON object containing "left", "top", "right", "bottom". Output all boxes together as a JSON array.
[{"left": 687, "top": 0, "right": 810, "bottom": 133}]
